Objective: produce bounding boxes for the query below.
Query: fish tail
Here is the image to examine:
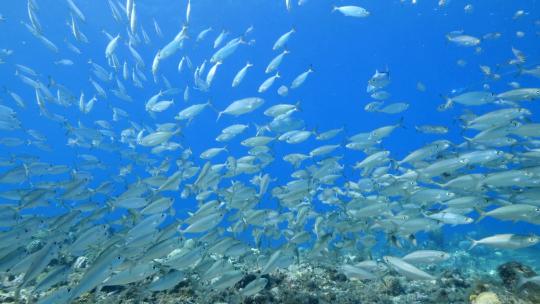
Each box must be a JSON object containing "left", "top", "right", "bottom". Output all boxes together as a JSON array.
[
  {"left": 295, "top": 100, "right": 302, "bottom": 112},
  {"left": 438, "top": 95, "right": 453, "bottom": 111},
  {"left": 474, "top": 206, "right": 487, "bottom": 223},
  {"left": 254, "top": 123, "right": 267, "bottom": 136},
  {"left": 466, "top": 237, "right": 478, "bottom": 250}
]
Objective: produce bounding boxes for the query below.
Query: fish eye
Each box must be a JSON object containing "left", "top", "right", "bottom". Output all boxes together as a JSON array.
[{"left": 528, "top": 237, "right": 536, "bottom": 243}]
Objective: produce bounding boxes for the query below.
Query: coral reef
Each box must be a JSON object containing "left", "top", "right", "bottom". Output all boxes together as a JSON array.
[{"left": 4, "top": 260, "right": 540, "bottom": 304}]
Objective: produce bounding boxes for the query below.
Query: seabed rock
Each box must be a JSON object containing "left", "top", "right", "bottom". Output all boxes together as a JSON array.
[
  {"left": 496, "top": 261, "right": 540, "bottom": 303},
  {"left": 497, "top": 261, "right": 536, "bottom": 288}
]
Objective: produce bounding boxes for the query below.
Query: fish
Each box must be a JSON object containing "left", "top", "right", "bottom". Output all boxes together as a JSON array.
[
  {"left": 333, "top": 6, "right": 370, "bottom": 18},
  {"left": 232, "top": 62, "right": 253, "bottom": 87},
  {"left": 264, "top": 102, "right": 300, "bottom": 117},
  {"left": 148, "top": 271, "right": 185, "bottom": 291},
  {"left": 175, "top": 102, "right": 211, "bottom": 122},
  {"left": 273, "top": 28, "right": 295, "bottom": 51},
  {"left": 339, "top": 264, "right": 378, "bottom": 280},
  {"left": 367, "top": 69, "right": 390, "bottom": 92},
  {"left": 477, "top": 204, "right": 540, "bottom": 224},
  {"left": 371, "top": 90, "right": 391, "bottom": 100},
  {"left": 285, "top": 0, "right": 292, "bottom": 12},
  {"left": 290, "top": 67, "right": 313, "bottom": 89},
  {"left": 401, "top": 250, "right": 451, "bottom": 264},
  {"left": 129, "top": 2, "right": 137, "bottom": 33},
  {"left": 197, "top": 27, "right": 213, "bottom": 42},
  {"left": 185, "top": 0, "right": 191, "bottom": 24},
  {"left": 383, "top": 256, "right": 436, "bottom": 280},
  {"left": 426, "top": 211, "right": 474, "bottom": 225},
  {"left": 68, "top": 243, "right": 126, "bottom": 301},
  {"left": 211, "top": 37, "right": 245, "bottom": 63},
  {"left": 206, "top": 61, "right": 222, "bottom": 87},
  {"left": 444, "top": 91, "right": 495, "bottom": 108},
  {"left": 138, "top": 130, "right": 180, "bottom": 147},
  {"left": 214, "top": 30, "right": 229, "bottom": 49},
  {"left": 218, "top": 97, "right": 265, "bottom": 120},
  {"left": 469, "top": 234, "right": 540, "bottom": 250},
  {"left": 66, "top": 0, "right": 86, "bottom": 22},
  {"left": 415, "top": 125, "right": 449, "bottom": 134},
  {"left": 148, "top": 100, "right": 175, "bottom": 113},
  {"left": 519, "top": 66, "right": 540, "bottom": 78},
  {"left": 497, "top": 88, "right": 540, "bottom": 101},
  {"left": 265, "top": 50, "right": 289, "bottom": 74},
  {"left": 446, "top": 33, "right": 481, "bottom": 47},
  {"left": 240, "top": 277, "right": 268, "bottom": 297},
  {"left": 376, "top": 102, "right": 409, "bottom": 114},
  {"left": 258, "top": 72, "right": 280, "bottom": 93}
]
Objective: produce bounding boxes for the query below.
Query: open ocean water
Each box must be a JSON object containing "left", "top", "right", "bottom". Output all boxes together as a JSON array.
[{"left": 0, "top": 0, "right": 540, "bottom": 303}]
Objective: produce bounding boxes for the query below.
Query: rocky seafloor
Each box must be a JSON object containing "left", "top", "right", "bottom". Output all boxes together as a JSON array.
[{"left": 3, "top": 253, "right": 540, "bottom": 304}]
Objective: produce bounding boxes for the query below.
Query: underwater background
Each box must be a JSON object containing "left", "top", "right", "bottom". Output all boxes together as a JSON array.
[{"left": 1, "top": 0, "right": 540, "bottom": 303}]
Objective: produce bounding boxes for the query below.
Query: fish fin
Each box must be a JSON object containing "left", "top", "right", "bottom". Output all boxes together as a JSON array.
[
  {"left": 438, "top": 95, "right": 453, "bottom": 111},
  {"left": 466, "top": 237, "right": 478, "bottom": 250},
  {"left": 475, "top": 208, "right": 486, "bottom": 222},
  {"left": 254, "top": 123, "right": 266, "bottom": 136},
  {"left": 295, "top": 100, "right": 302, "bottom": 112}
]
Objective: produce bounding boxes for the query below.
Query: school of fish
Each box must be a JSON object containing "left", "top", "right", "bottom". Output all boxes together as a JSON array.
[{"left": 0, "top": 0, "right": 540, "bottom": 303}]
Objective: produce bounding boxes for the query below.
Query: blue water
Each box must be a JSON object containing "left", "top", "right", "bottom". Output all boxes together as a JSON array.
[{"left": 1, "top": 0, "right": 540, "bottom": 301}]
